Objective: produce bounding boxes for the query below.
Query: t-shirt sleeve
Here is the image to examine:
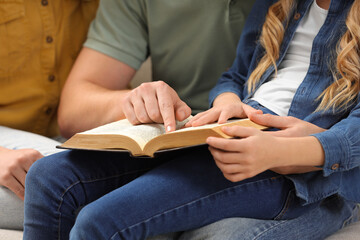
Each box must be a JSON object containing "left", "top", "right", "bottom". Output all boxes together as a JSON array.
[{"left": 84, "top": 0, "right": 149, "bottom": 70}]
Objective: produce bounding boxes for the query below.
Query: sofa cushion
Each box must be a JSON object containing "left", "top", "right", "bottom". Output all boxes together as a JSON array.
[{"left": 0, "top": 229, "right": 22, "bottom": 240}]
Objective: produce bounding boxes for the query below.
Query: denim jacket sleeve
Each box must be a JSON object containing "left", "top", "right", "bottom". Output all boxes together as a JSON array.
[
  {"left": 208, "top": 0, "right": 275, "bottom": 107},
  {"left": 312, "top": 99, "right": 360, "bottom": 177}
]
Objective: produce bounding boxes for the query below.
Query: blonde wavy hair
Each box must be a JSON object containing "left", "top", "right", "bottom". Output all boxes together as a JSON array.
[{"left": 247, "top": 0, "right": 360, "bottom": 112}]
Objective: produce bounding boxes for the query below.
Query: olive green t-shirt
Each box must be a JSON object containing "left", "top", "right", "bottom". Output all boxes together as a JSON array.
[{"left": 84, "top": 0, "right": 255, "bottom": 114}]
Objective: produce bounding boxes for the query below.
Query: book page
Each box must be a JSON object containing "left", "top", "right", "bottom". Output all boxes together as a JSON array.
[{"left": 81, "top": 118, "right": 190, "bottom": 148}]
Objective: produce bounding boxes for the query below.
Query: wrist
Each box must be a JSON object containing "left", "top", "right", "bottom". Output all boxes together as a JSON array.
[
  {"left": 110, "top": 89, "right": 131, "bottom": 121},
  {"left": 213, "top": 92, "right": 241, "bottom": 107},
  {"left": 276, "top": 136, "right": 325, "bottom": 168}
]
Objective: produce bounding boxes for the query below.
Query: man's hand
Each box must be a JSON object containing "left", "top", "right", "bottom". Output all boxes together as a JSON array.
[
  {"left": 123, "top": 81, "right": 191, "bottom": 132},
  {"left": 0, "top": 147, "right": 43, "bottom": 200}
]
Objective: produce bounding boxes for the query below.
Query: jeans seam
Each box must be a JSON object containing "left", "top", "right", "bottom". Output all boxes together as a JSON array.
[
  {"left": 56, "top": 168, "right": 152, "bottom": 240},
  {"left": 252, "top": 220, "right": 287, "bottom": 240},
  {"left": 112, "top": 176, "right": 284, "bottom": 239},
  {"left": 342, "top": 203, "right": 360, "bottom": 228},
  {"left": 274, "top": 189, "right": 294, "bottom": 220}
]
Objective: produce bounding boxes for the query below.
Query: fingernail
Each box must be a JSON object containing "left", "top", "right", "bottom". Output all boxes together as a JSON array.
[{"left": 166, "top": 125, "right": 172, "bottom": 132}]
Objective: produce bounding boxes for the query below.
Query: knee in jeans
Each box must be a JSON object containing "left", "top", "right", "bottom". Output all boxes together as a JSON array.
[
  {"left": 70, "top": 203, "right": 107, "bottom": 239},
  {"left": 25, "top": 152, "right": 70, "bottom": 197},
  {"left": 25, "top": 157, "right": 50, "bottom": 189}
]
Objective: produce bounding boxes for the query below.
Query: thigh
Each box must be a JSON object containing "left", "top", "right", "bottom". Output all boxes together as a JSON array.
[
  {"left": 24, "top": 150, "right": 169, "bottom": 240},
  {"left": 71, "top": 146, "right": 298, "bottom": 240},
  {"left": 0, "top": 186, "right": 24, "bottom": 230},
  {"left": 177, "top": 196, "right": 358, "bottom": 240},
  {"left": 0, "top": 126, "right": 63, "bottom": 156}
]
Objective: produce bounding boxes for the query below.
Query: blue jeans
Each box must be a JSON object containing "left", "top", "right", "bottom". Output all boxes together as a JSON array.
[
  {"left": 23, "top": 101, "right": 357, "bottom": 240},
  {"left": 169, "top": 198, "right": 358, "bottom": 240},
  {"left": 23, "top": 146, "right": 356, "bottom": 240}
]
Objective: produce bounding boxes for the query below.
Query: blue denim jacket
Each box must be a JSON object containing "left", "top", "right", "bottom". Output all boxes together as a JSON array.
[{"left": 209, "top": 0, "right": 360, "bottom": 205}]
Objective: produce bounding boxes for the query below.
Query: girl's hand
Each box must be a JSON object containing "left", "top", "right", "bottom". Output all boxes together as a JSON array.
[
  {"left": 249, "top": 114, "right": 326, "bottom": 137},
  {"left": 270, "top": 166, "right": 321, "bottom": 175},
  {"left": 207, "top": 126, "right": 280, "bottom": 182},
  {"left": 247, "top": 114, "right": 326, "bottom": 175},
  {"left": 186, "top": 93, "right": 262, "bottom": 127},
  {"left": 207, "top": 124, "right": 325, "bottom": 180}
]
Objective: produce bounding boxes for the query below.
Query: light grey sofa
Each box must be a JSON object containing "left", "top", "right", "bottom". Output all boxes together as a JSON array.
[
  {"left": 2, "top": 59, "right": 359, "bottom": 240},
  {"left": 1, "top": 211, "right": 360, "bottom": 240},
  {"left": 0, "top": 229, "right": 23, "bottom": 240}
]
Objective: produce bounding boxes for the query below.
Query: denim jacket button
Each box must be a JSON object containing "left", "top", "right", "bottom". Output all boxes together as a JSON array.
[
  {"left": 294, "top": 13, "right": 301, "bottom": 20},
  {"left": 331, "top": 163, "right": 340, "bottom": 170}
]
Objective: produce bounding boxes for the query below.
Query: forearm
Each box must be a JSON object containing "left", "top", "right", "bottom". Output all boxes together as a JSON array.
[
  {"left": 58, "top": 82, "right": 131, "bottom": 138},
  {"left": 58, "top": 48, "right": 136, "bottom": 138},
  {"left": 275, "top": 136, "right": 325, "bottom": 168}
]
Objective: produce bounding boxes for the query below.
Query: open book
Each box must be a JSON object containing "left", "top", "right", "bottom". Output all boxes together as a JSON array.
[{"left": 59, "top": 118, "right": 266, "bottom": 157}]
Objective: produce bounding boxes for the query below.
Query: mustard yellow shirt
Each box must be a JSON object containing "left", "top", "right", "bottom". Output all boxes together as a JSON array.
[{"left": 0, "top": 0, "right": 98, "bottom": 137}]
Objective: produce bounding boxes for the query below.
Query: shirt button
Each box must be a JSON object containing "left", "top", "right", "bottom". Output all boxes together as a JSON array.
[
  {"left": 46, "top": 36, "right": 53, "bottom": 43},
  {"left": 331, "top": 163, "right": 340, "bottom": 170},
  {"left": 41, "top": 0, "right": 48, "bottom": 6},
  {"left": 48, "top": 75, "right": 55, "bottom": 82},
  {"left": 294, "top": 13, "right": 301, "bottom": 20},
  {"left": 45, "top": 107, "right": 52, "bottom": 115}
]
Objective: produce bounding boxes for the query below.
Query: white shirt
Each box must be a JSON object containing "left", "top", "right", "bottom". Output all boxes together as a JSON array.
[{"left": 251, "top": 0, "right": 328, "bottom": 116}]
